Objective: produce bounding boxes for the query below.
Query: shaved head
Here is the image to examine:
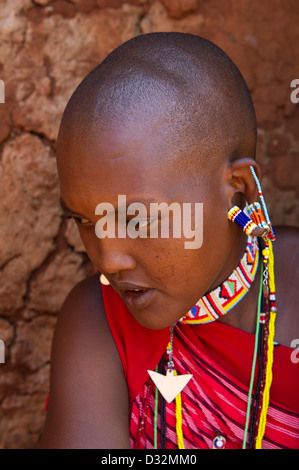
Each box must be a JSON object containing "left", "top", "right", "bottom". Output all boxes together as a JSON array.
[{"left": 59, "top": 32, "right": 257, "bottom": 173}]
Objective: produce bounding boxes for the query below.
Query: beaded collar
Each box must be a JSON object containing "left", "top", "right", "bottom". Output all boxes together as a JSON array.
[{"left": 180, "top": 236, "right": 259, "bottom": 325}]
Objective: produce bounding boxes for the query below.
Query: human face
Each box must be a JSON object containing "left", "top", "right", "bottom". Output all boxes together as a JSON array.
[{"left": 56, "top": 114, "right": 244, "bottom": 329}]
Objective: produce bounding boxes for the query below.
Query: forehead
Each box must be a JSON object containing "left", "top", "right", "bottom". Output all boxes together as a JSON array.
[{"left": 56, "top": 113, "right": 214, "bottom": 216}]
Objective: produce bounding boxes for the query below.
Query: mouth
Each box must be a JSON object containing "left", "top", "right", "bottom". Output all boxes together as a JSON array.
[{"left": 112, "top": 281, "right": 156, "bottom": 310}]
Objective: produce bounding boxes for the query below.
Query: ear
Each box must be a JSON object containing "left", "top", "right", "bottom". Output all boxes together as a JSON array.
[{"left": 226, "top": 158, "right": 261, "bottom": 208}]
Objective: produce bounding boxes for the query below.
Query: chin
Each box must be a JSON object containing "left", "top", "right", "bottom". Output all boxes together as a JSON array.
[
  {"left": 128, "top": 304, "right": 183, "bottom": 331},
  {"left": 120, "top": 287, "right": 189, "bottom": 329}
]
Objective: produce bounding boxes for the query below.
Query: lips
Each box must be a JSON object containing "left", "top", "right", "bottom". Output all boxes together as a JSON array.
[{"left": 112, "top": 281, "right": 156, "bottom": 310}]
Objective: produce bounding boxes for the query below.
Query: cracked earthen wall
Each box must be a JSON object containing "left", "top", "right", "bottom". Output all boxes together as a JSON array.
[{"left": 0, "top": 0, "right": 298, "bottom": 449}]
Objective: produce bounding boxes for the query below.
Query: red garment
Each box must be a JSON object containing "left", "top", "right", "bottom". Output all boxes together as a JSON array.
[{"left": 102, "top": 285, "right": 299, "bottom": 449}]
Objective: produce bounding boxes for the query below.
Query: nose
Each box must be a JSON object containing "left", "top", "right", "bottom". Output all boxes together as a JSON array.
[{"left": 96, "top": 238, "right": 137, "bottom": 276}]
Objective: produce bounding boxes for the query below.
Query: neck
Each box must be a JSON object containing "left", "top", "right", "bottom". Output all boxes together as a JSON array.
[
  {"left": 207, "top": 231, "right": 248, "bottom": 293},
  {"left": 180, "top": 235, "right": 260, "bottom": 328}
]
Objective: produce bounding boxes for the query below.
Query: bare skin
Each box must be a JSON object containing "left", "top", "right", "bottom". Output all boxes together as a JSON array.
[
  {"left": 38, "top": 115, "right": 299, "bottom": 449},
  {"left": 38, "top": 274, "right": 130, "bottom": 449}
]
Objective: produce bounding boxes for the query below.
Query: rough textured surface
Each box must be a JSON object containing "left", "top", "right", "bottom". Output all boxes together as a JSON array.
[{"left": 0, "top": 0, "right": 298, "bottom": 449}]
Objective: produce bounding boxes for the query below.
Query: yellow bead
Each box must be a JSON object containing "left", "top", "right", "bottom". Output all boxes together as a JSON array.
[{"left": 262, "top": 248, "right": 269, "bottom": 257}]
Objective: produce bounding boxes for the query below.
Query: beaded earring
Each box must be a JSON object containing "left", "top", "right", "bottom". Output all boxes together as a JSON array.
[{"left": 227, "top": 166, "right": 276, "bottom": 241}]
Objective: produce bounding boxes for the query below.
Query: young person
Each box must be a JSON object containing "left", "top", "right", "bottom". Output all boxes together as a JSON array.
[{"left": 38, "top": 33, "right": 299, "bottom": 449}]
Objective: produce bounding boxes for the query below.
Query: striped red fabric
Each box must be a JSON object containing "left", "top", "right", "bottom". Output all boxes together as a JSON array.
[
  {"left": 130, "top": 325, "right": 299, "bottom": 449},
  {"left": 101, "top": 285, "right": 299, "bottom": 449}
]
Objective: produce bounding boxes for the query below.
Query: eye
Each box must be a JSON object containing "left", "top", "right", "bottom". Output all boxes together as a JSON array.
[
  {"left": 135, "top": 219, "right": 151, "bottom": 229},
  {"left": 67, "top": 215, "right": 93, "bottom": 227},
  {"left": 126, "top": 217, "right": 159, "bottom": 236}
]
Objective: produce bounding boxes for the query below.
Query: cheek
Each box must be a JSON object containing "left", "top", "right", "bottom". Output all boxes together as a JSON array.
[
  {"left": 155, "top": 259, "right": 190, "bottom": 290},
  {"left": 75, "top": 227, "right": 100, "bottom": 264},
  {"left": 150, "top": 200, "right": 233, "bottom": 300},
  {"left": 145, "top": 238, "right": 202, "bottom": 293}
]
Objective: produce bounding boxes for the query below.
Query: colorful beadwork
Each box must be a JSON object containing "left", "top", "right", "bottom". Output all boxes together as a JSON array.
[
  {"left": 213, "top": 434, "right": 226, "bottom": 449},
  {"left": 227, "top": 206, "right": 258, "bottom": 236},
  {"left": 180, "top": 236, "right": 259, "bottom": 324},
  {"left": 243, "top": 238, "right": 277, "bottom": 449},
  {"left": 247, "top": 202, "right": 269, "bottom": 232}
]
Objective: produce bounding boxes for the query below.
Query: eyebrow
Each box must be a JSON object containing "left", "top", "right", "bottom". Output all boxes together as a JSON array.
[
  {"left": 121, "top": 197, "right": 159, "bottom": 207},
  {"left": 59, "top": 198, "right": 86, "bottom": 217},
  {"left": 59, "top": 196, "right": 165, "bottom": 216}
]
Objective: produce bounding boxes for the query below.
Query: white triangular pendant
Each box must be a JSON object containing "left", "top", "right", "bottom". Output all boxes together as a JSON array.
[{"left": 148, "top": 369, "right": 193, "bottom": 403}]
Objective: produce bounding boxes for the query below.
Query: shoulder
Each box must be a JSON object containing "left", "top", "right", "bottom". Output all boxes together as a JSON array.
[
  {"left": 53, "top": 273, "right": 109, "bottom": 338},
  {"left": 50, "top": 273, "right": 118, "bottom": 372},
  {"left": 38, "top": 274, "right": 130, "bottom": 449},
  {"left": 272, "top": 226, "right": 299, "bottom": 347}
]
